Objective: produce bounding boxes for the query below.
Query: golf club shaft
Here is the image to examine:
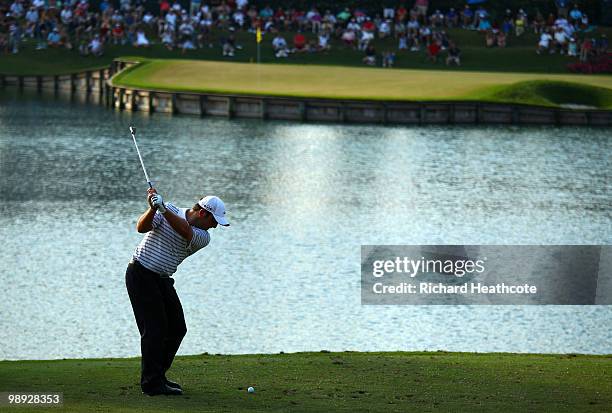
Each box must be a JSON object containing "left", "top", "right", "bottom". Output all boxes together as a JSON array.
[{"left": 129, "top": 126, "right": 153, "bottom": 189}]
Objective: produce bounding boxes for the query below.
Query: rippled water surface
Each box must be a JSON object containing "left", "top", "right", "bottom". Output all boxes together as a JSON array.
[{"left": 0, "top": 91, "right": 610, "bottom": 360}]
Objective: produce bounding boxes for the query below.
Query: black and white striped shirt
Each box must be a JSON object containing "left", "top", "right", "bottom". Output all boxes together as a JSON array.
[{"left": 133, "top": 202, "right": 210, "bottom": 275}]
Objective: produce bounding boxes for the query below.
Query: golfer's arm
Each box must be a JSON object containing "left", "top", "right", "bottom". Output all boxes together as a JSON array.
[
  {"left": 162, "top": 209, "right": 194, "bottom": 243},
  {"left": 136, "top": 207, "right": 156, "bottom": 233}
]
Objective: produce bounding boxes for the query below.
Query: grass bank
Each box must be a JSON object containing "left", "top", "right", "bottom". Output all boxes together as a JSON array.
[
  {"left": 1, "top": 351, "right": 611, "bottom": 412},
  {"left": 112, "top": 59, "right": 612, "bottom": 108},
  {"left": 1, "top": 27, "right": 611, "bottom": 75}
]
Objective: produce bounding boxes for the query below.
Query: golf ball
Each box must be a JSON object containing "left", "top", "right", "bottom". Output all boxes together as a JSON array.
[{"left": 247, "top": 387, "right": 255, "bottom": 393}]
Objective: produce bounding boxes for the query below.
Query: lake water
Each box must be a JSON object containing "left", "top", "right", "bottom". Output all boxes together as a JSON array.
[{"left": 0, "top": 91, "right": 610, "bottom": 360}]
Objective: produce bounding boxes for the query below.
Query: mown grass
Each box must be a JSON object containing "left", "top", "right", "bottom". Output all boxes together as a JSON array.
[
  {"left": 1, "top": 351, "right": 611, "bottom": 413},
  {"left": 110, "top": 58, "right": 612, "bottom": 108},
  {"left": 476, "top": 80, "right": 612, "bottom": 108},
  {"left": 1, "top": 27, "right": 611, "bottom": 75}
]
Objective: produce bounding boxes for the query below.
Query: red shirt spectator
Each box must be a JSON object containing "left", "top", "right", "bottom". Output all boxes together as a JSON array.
[
  {"left": 160, "top": 0, "right": 170, "bottom": 14},
  {"left": 428, "top": 41, "right": 441, "bottom": 56},
  {"left": 293, "top": 33, "right": 306, "bottom": 50},
  {"left": 362, "top": 20, "right": 375, "bottom": 32},
  {"left": 396, "top": 6, "right": 408, "bottom": 22},
  {"left": 112, "top": 24, "right": 124, "bottom": 38}
]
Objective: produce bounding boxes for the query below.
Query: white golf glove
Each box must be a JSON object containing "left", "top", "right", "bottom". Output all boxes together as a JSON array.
[{"left": 151, "top": 194, "right": 167, "bottom": 213}]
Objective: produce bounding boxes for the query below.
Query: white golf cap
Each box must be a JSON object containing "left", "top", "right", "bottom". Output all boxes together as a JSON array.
[{"left": 198, "top": 196, "right": 230, "bottom": 226}]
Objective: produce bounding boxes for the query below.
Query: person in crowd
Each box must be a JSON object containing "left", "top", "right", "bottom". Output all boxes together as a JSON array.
[
  {"left": 446, "top": 41, "right": 461, "bottom": 66},
  {"left": 292, "top": 31, "right": 306, "bottom": 52},
  {"left": 461, "top": 5, "right": 473, "bottom": 28},
  {"left": 378, "top": 19, "right": 391, "bottom": 39},
  {"left": 358, "top": 26, "right": 374, "bottom": 51},
  {"left": 567, "top": 37, "right": 578, "bottom": 56},
  {"left": 161, "top": 27, "right": 174, "bottom": 50},
  {"left": 317, "top": 31, "right": 330, "bottom": 51},
  {"left": 47, "top": 27, "right": 62, "bottom": 48},
  {"left": 133, "top": 27, "right": 149, "bottom": 47},
  {"left": 89, "top": 34, "right": 103, "bottom": 56},
  {"left": 426, "top": 39, "right": 441, "bottom": 62},
  {"left": 362, "top": 42, "right": 376, "bottom": 65},
  {"left": 595, "top": 34, "right": 608, "bottom": 56},
  {"left": 445, "top": 8, "right": 458, "bottom": 28},
  {"left": 569, "top": 4, "right": 582, "bottom": 25},
  {"left": 341, "top": 28, "right": 356, "bottom": 49},
  {"left": 382, "top": 50, "right": 395, "bottom": 67},
  {"left": 398, "top": 33, "right": 408, "bottom": 51},
  {"left": 497, "top": 31, "right": 507, "bottom": 48},
  {"left": 556, "top": 0, "right": 569, "bottom": 19},
  {"left": 414, "top": 0, "right": 428, "bottom": 24},
  {"left": 221, "top": 29, "right": 236, "bottom": 56},
  {"left": 537, "top": 29, "right": 553, "bottom": 54},
  {"left": 8, "top": 19, "right": 21, "bottom": 53},
  {"left": 272, "top": 33, "right": 289, "bottom": 57},
  {"left": 112, "top": 23, "right": 125, "bottom": 45},
  {"left": 553, "top": 26, "right": 568, "bottom": 54},
  {"left": 515, "top": 11, "right": 527, "bottom": 37}
]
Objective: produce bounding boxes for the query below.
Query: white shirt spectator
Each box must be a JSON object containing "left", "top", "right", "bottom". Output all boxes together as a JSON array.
[
  {"left": 236, "top": 0, "right": 248, "bottom": 10},
  {"left": 162, "top": 31, "right": 173, "bottom": 44},
  {"left": 166, "top": 11, "right": 177, "bottom": 28},
  {"left": 407, "top": 19, "right": 420, "bottom": 30},
  {"left": 32, "top": 0, "right": 45, "bottom": 9},
  {"left": 383, "top": 7, "right": 394, "bottom": 19},
  {"left": 379, "top": 20, "right": 391, "bottom": 36},
  {"left": 89, "top": 37, "right": 102, "bottom": 54},
  {"left": 539, "top": 32, "right": 552, "bottom": 48},
  {"left": 111, "top": 11, "right": 123, "bottom": 24},
  {"left": 135, "top": 30, "right": 149, "bottom": 46},
  {"left": 143, "top": 12, "right": 154, "bottom": 24},
  {"left": 554, "top": 30, "right": 567, "bottom": 44},
  {"left": 347, "top": 20, "right": 360, "bottom": 32},
  {"left": 171, "top": 1, "right": 181, "bottom": 12},
  {"left": 60, "top": 7, "right": 73, "bottom": 24},
  {"left": 200, "top": 15, "right": 213, "bottom": 27},
  {"left": 272, "top": 35, "right": 287, "bottom": 50},
  {"left": 342, "top": 30, "right": 355, "bottom": 42},
  {"left": 318, "top": 33, "right": 329, "bottom": 48},
  {"left": 233, "top": 10, "right": 245, "bottom": 26},
  {"left": 306, "top": 9, "right": 319, "bottom": 21},
  {"left": 361, "top": 31, "right": 374, "bottom": 41},
  {"left": 10, "top": 1, "right": 24, "bottom": 18},
  {"left": 179, "top": 22, "right": 194, "bottom": 36},
  {"left": 25, "top": 8, "right": 39, "bottom": 24},
  {"left": 323, "top": 12, "right": 336, "bottom": 24}
]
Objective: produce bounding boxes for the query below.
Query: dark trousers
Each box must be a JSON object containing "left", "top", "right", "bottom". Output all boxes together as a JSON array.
[{"left": 125, "top": 260, "right": 187, "bottom": 391}]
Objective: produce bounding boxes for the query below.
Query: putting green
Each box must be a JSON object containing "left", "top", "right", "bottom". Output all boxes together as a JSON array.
[{"left": 112, "top": 59, "right": 612, "bottom": 107}]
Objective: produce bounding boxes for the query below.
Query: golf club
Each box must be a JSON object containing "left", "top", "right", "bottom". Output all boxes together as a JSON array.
[{"left": 129, "top": 126, "right": 153, "bottom": 189}]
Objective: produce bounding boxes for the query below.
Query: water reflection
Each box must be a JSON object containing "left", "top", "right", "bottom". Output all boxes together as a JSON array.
[{"left": 0, "top": 90, "right": 610, "bottom": 360}]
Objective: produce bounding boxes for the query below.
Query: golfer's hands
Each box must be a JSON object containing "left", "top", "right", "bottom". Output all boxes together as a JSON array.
[
  {"left": 147, "top": 188, "right": 157, "bottom": 208},
  {"left": 147, "top": 189, "right": 166, "bottom": 213}
]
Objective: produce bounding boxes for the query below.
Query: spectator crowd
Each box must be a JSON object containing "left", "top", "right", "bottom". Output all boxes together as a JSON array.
[{"left": 0, "top": 0, "right": 609, "bottom": 67}]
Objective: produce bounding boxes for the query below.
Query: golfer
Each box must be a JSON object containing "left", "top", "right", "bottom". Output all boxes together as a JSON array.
[{"left": 126, "top": 188, "right": 229, "bottom": 396}]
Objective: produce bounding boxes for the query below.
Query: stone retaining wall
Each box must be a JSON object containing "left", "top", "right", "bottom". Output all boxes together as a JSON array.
[{"left": 2, "top": 59, "right": 610, "bottom": 126}]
